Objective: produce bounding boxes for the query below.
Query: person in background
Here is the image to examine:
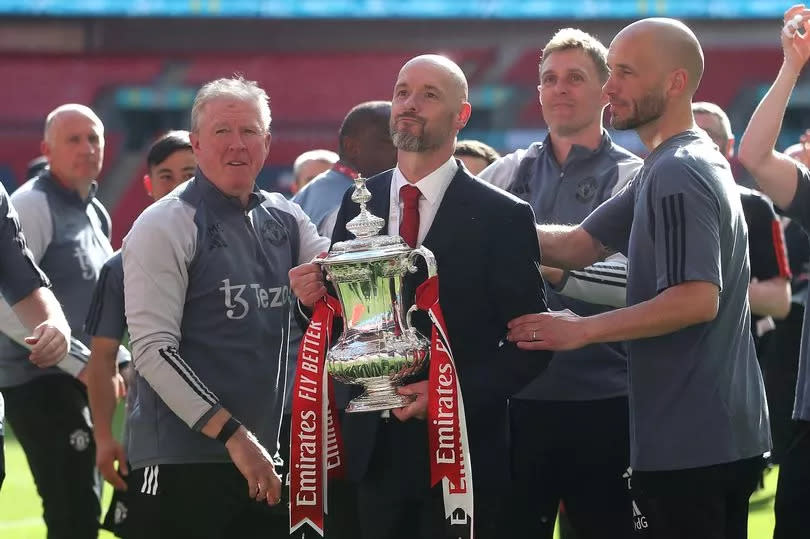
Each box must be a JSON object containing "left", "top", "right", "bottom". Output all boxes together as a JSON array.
[
  {"left": 85, "top": 130, "right": 196, "bottom": 537},
  {"left": 692, "top": 101, "right": 791, "bottom": 351},
  {"left": 480, "top": 28, "right": 642, "bottom": 539},
  {"left": 454, "top": 139, "right": 500, "bottom": 175},
  {"left": 26, "top": 155, "right": 48, "bottom": 180},
  {"left": 291, "top": 149, "right": 338, "bottom": 193},
  {"left": 0, "top": 103, "right": 115, "bottom": 539},
  {"left": 293, "top": 101, "right": 395, "bottom": 236},
  {"left": 0, "top": 182, "right": 71, "bottom": 491},
  {"left": 737, "top": 6, "right": 810, "bottom": 536}
]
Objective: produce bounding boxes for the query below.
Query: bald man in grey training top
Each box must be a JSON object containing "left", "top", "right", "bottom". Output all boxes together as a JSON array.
[
  {"left": 506, "top": 19, "right": 770, "bottom": 539},
  {"left": 0, "top": 104, "right": 117, "bottom": 539}
]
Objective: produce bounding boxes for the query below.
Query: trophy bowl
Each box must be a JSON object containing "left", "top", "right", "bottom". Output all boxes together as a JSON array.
[{"left": 313, "top": 176, "right": 437, "bottom": 413}]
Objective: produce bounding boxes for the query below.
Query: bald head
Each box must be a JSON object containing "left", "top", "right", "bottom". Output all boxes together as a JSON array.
[
  {"left": 614, "top": 18, "right": 704, "bottom": 95},
  {"left": 390, "top": 54, "right": 472, "bottom": 155},
  {"left": 41, "top": 103, "right": 104, "bottom": 191},
  {"left": 399, "top": 54, "right": 469, "bottom": 101},
  {"left": 44, "top": 104, "right": 104, "bottom": 142}
]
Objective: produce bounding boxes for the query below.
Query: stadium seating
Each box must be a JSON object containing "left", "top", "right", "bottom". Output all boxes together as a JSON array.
[{"left": 0, "top": 55, "right": 163, "bottom": 124}]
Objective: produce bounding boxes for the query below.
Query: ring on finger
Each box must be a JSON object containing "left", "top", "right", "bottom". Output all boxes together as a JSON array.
[{"left": 532, "top": 330, "right": 537, "bottom": 341}]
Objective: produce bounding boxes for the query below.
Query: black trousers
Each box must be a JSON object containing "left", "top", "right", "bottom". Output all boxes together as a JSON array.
[
  {"left": 3, "top": 375, "right": 101, "bottom": 539},
  {"left": 124, "top": 462, "right": 289, "bottom": 539},
  {"left": 356, "top": 418, "right": 447, "bottom": 539},
  {"left": 773, "top": 420, "right": 810, "bottom": 539},
  {"left": 632, "top": 457, "right": 762, "bottom": 539},
  {"left": 759, "top": 304, "right": 803, "bottom": 461},
  {"left": 508, "top": 396, "right": 634, "bottom": 539}
]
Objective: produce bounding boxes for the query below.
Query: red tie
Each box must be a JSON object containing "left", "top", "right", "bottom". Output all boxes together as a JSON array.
[{"left": 399, "top": 184, "right": 421, "bottom": 248}]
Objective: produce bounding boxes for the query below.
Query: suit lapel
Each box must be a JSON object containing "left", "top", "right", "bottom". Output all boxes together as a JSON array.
[{"left": 422, "top": 164, "right": 473, "bottom": 254}]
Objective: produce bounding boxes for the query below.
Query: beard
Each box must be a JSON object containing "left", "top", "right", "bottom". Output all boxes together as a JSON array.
[
  {"left": 391, "top": 130, "right": 432, "bottom": 152},
  {"left": 610, "top": 89, "right": 666, "bottom": 131},
  {"left": 390, "top": 114, "right": 453, "bottom": 152}
]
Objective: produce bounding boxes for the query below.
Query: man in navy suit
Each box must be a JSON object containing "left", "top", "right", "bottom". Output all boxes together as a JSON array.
[{"left": 290, "top": 54, "right": 551, "bottom": 539}]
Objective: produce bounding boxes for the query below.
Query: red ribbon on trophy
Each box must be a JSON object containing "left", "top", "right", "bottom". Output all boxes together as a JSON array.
[
  {"left": 415, "top": 276, "right": 474, "bottom": 537},
  {"left": 290, "top": 277, "right": 473, "bottom": 538},
  {"left": 289, "top": 295, "right": 345, "bottom": 536}
]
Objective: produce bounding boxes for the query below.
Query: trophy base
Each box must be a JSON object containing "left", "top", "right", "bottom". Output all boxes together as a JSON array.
[{"left": 345, "top": 377, "right": 417, "bottom": 413}]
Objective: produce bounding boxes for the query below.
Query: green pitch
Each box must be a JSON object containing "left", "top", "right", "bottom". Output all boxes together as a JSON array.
[{"left": 0, "top": 434, "right": 780, "bottom": 538}]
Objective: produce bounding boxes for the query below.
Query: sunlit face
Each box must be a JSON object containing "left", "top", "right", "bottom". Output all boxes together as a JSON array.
[
  {"left": 42, "top": 111, "right": 104, "bottom": 189},
  {"left": 295, "top": 159, "right": 332, "bottom": 190},
  {"left": 190, "top": 97, "right": 270, "bottom": 198},
  {"left": 603, "top": 35, "right": 667, "bottom": 131},
  {"left": 539, "top": 48, "right": 607, "bottom": 136},
  {"left": 390, "top": 60, "right": 469, "bottom": 153},
  {"left": 694, "top": 112, "right": 732, "bottom": 158},
  {"left": 145, "top": 149, "right": 196, "bottom": 200}
]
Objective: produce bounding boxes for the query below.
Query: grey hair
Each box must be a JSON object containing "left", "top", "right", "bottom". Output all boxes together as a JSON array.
[
  {"left": 293, "top": 149, "right": 339, "bottom": 175},
  {"left": 190, "top": 75, "right": 271, "bottom": 133}
]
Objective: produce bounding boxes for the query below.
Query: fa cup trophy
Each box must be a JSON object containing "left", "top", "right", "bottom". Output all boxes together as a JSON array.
[{"left": 314, "top": 175, "right": 436, "bottom": 412}]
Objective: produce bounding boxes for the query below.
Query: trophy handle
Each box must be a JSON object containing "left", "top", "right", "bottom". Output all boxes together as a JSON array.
[
  {"left": 404, "top": 246, "right": 437, "bottom": 330},
  {"left": 406, "top": 245, "right": 437, "bottom": 277}
]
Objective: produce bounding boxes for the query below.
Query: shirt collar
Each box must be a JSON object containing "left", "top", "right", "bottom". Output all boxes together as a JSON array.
[
  {"left": 543, "top": 129, "right": 612, "bottom": 166},
  {"left": 392, "top": 156, "right": 458, "bottom": 206}
]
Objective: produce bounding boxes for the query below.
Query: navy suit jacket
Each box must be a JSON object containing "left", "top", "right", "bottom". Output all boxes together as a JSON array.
[{"left": 330, "top": 161, "right": 551, "bottom": 507}]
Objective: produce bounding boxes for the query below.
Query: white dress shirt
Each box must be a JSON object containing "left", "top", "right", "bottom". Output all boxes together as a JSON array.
[{"left": 387, "top": 157, "right": 458, "bottom": 246}]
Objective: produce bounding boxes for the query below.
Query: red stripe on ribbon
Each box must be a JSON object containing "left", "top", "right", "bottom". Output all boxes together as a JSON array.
[
  {"left": 290, "top": 296, "right": 344, "bottom": 536},
  {"left": 771, "top": 219, "right": 792, "bottom": 279},
  {"left": 415, "top": 276, "right": 474, "bottom": 535}
]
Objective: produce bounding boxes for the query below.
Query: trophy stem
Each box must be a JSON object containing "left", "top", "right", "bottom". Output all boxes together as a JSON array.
[{"left": 345, "top": 377, "right": 416, "bottom": 413}]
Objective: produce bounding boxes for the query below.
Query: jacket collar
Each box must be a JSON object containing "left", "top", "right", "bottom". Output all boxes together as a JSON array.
[
  {"left": 39, "top": 169, "right": 98, "bottom": 208},
  {"left": 195, "top": 167, "right": 266, "bottom": 213}
]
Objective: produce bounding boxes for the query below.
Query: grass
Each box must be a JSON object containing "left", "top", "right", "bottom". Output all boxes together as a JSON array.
[
  {"left": 0, "top": 404, "right": 127, "bottom": 539},
  {"left": 0, "top": 435, "right": 117, "bottom": 538},
  {"left": 0, "top": 431, "right": 779, "bottom": 538},
  {"left": 748, "top": 467, "right": 779, "bottom": 539}
]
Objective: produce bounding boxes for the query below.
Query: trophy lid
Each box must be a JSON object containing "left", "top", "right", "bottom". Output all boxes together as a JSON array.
[
  {"left": 315, "top": 174, "right": 414, "bottom": 266},
  {"left": 317, "top": 235, "right": 412, "bottom": 266}
]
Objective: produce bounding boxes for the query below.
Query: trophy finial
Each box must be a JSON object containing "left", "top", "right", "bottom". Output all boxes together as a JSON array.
[{"left": 346, "top": 175, "right": 385, "bottom": 238}]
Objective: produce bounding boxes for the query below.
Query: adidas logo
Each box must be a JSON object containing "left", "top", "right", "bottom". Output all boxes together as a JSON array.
[{"left": 622, "top": 466, "right": 632, "bottom": 490}]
